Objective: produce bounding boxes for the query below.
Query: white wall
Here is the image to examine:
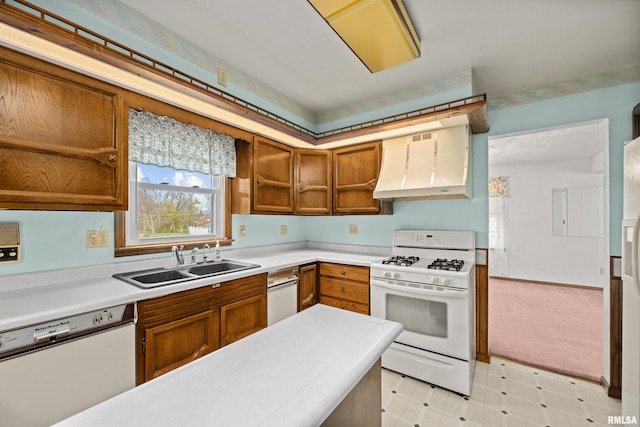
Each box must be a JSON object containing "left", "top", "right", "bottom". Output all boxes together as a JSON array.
[{"left": 491, "top": 159, "right": 604, "bottom": 287}]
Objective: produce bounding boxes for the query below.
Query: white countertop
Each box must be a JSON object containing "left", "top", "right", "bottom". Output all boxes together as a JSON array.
[
  {"left": 53, "top": 304, "right": 402, "bottom": 427},
  {"left": 0, "top": 246, "right": 388, "bottom": 331}
]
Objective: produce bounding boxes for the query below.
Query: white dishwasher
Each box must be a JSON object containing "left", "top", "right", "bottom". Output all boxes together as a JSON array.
[
  {"left": 0, "top": 303, "right": 136, "bottom": 427},
  {"left": 267, "top": 266, "right": 299, "bottom": 326}
]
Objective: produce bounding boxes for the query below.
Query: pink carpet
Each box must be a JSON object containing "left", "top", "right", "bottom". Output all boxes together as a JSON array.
[{"left": 488, "top": 278, "right": 603, "bottom": 382}]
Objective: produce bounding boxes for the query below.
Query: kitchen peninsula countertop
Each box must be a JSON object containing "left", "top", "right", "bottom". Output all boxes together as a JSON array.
[
  {"left": 0, "top": 246, "right": 388, "bottom": 331},
  {"left": 54, "top": 304, "right": 402, "bottom": 427}
]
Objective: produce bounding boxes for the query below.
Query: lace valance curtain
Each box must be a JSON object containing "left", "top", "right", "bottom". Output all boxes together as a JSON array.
[
  {"left": 489, "top": 176, "right": 509, "bottom": 197},
  {"left": 128, "top": 109, "right": 236, "bottom": 177}
]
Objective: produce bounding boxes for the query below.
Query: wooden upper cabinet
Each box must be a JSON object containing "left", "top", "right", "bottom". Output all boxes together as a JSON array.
[
  {"left": 252, "top": 136, "right": 294, "bottom": 213},
  {"left": 332, "top": 142, "right": 391, "bottom": 214},
  {"left": 295, "top": 149, "right": 332, "bottom": 215},
  {"left": 0, "top": 46, "right": 127, "bottom": 210}
]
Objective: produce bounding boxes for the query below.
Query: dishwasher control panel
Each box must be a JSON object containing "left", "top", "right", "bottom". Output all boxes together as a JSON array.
[{"left": 0, "top": 304, "right": 133, "bottom": 359}]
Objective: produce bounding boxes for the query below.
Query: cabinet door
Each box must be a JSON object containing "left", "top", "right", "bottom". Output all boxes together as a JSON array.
[
  {"left": 0, "top": 46, "right": 127, "bottom": 210},
  {"left": 143, "top": 309, "right": 217, "bottom": 382},
  {"left": 253, "top": 136, "right": 294, "bottom": 213},
  {"left": 298, "top": 263, "right": 318, "bottom": 311},
  {"left": 332, "top": 142, "right": 383, "bottom": 214},
  {"left": 220, "top": 294, "right": 267, "bottom": 346},
  {"left": 319, "top": 295, "right": 369, "bottom": 315},
  {"left": 319, "top": 277, "right": 370, "bottom": 305},
  {"left": 295, "top": 149, "right": 332, "bottom": 215},
  {"left": 319, "top": 263, "right": 370, "bottom": 282},
  {"left": 318, "top": 262, "right": 370, "bottom": 315}
]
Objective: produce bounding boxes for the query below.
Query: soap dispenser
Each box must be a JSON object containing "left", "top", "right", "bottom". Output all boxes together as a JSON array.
[{"left": 214, "top": 240, "right": 221, "bottom": 262}]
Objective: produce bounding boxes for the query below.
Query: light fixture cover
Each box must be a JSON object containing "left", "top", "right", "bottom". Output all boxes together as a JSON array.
[
  {"left": 308, "top": 0, "right": 420, "bottom": 73},
  {"left": 308, "top": 0, "right": 421, "bottom": 73}
]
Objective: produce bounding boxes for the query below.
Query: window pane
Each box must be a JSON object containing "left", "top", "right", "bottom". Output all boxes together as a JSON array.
[
  {"left": 136, "top": 163, "right": 212, "bottom": 189},
  {"left": 136, "top": 188, "right": 214, "bottom": 239}
]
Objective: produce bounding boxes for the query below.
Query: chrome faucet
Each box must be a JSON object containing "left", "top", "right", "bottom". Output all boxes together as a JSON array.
[
  {"left": 191, "top": 247, "right": 199, "bottom": 264},
  {"left": 203, "top": 244, "right": 210, "bottom": 262},
  {"left": 172, "top": 245, "right": 185, "bottom": 266}
]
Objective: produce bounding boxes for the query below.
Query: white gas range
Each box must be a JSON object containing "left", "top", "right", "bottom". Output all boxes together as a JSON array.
[{"left": 370, "top": 229, "right": 476, "bottom": 396}]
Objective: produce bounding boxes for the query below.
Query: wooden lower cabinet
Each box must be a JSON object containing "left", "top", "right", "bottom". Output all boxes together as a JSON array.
[
  {"left": 136, "top": 273, "right": 267, "bottom": 384},
  {"left": 318, "top": 263, "right": 370, "bottom": 315},
  {"left": 143, "top": 309, "right": 218, "bottom": 382},
  {"left": 298, "top": 263, "right": 318, "bottom": 311},
  {"left": 220, "top": 294, "right": 266, "bottom": 346}
]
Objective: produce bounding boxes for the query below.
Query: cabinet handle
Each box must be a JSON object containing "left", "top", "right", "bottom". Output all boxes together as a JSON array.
[
  {"left": 340, "top": 287, "right": 345, "bottom": 293},
  {"left": 107, "top": 154, "right": 117, "bottom": 162},
  {"left": 302, "top": 293, "right": 315, "bottom": 304},
  {"left": 340, "top": 269, "right": 346, "bottom": 275}
]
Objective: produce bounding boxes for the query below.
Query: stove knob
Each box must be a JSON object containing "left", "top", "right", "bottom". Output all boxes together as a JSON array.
[
  {"left": 438, "top": 278, "right": 449, "bottom": 286},
  {"left": 393, "top": 272, "right": 400, "bottom": 279},
  {"left": 384, "top": 272, "right": 391, "bottom": 278}
]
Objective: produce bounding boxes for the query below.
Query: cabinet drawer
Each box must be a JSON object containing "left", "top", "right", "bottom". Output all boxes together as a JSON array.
[
  {"left": 319, "top": 295, "right": 369, "bottom": 315},
  {"left": 319, "top": 263, "right": 369, "bottom": 282},
  {"left": 319, "top": 277, "right": 369, "bottom": 304}
]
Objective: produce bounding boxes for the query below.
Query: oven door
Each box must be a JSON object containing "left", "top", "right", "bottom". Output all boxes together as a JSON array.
[{"left": 370, "top": 278, "right": 471, "bottom": 361}]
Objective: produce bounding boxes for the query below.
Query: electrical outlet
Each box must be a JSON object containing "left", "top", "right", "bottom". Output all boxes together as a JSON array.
[
  {"left": 280, "top": 225, "right": 288, "bottom": 235},
  {"left": 86, "top": 230, "right": 108, "bottom": 248},
  {"left": 239, "top": 225, "right": 247, "bottom": 237},
  {"left": 349, "top": 224, "right": 358, "bottom": 235},
  {"left": 218, "top": 66, "right": 228, "bottom": 87}
]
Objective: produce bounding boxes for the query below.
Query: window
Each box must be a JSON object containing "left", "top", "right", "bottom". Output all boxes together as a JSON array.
[
  {"left": 115, "top": 162, "right": 230, "bottom": 257},
  {"left": 126, "top": 162, "right": 225, "bottom": 245},
  {"left": 115, "top": 107, "right": 236, "bottom": 257}
]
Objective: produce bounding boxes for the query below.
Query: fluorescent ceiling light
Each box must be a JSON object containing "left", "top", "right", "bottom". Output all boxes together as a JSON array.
[{"left": 308, "top": 0, "right": 420, "bottom": 73}]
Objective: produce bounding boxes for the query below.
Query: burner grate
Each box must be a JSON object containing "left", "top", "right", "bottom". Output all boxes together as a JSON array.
[
  {"left": 381, "top": 255, "right": 420, "bottom": 266},
  {"left": 427, "top": 258, "right": 464, "bottom": 271}
]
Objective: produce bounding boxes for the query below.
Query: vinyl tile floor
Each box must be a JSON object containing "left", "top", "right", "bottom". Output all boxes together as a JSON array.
[{"left": 381, "top": 357, "right": 621, "bottom": 427}]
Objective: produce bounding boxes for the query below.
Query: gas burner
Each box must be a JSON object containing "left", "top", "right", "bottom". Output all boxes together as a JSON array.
[
  {"left": 427, "top": 258, "right": 464, "bottom": 271},
  {"left": 381, "top": 255, "right": 420, "bottom": 267}
]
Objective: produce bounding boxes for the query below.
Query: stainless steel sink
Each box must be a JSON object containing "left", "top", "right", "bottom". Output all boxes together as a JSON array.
[
  {"left": 187, "top": 262, "right": 250, "bottom": 276},
  {"left": 131, "top": 269, "right": 190, "bottom": 284},
  {"left": 113, "top": 260, "right": 261, "bottom": 289}
]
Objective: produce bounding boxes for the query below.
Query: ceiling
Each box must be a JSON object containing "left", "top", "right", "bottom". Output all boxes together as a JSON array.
[
  {"left": 488, "top": 120, "right": 608, "bottom": 167},
  {"left": 66, "top": 0, "right": 640, "bottom": 126}
]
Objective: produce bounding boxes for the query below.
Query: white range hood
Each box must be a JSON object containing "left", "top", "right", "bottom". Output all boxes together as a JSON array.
[{"left": 373, "top": 124, "right": 471, "bottom": 201}]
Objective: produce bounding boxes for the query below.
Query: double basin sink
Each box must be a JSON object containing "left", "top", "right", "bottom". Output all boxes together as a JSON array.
[{"left": 113, "top": 260, "right": 261, "bottom": 289}]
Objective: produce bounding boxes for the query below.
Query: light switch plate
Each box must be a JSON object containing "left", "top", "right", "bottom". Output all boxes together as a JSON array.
[
  {"left": 280, "top": 225, "right": 288, "bottom": 235},
  {"left": 349, "top": 224, "right": 358, "bottom": 234}
]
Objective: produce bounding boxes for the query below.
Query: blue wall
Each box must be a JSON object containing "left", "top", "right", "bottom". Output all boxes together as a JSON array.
[
  {"left": 2, "top": 0, "right": 638, "bottom": 275},
  {"left": 307, "top": 82, "right": 640, "bottom": 254},
  {"left": 1, "top": 82, "right": 637, "bottom": 276}
]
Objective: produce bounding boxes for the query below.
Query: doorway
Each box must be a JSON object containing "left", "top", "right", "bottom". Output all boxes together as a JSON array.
[{"left": 487, "top": 119, "right": 610, "bottom": 381}]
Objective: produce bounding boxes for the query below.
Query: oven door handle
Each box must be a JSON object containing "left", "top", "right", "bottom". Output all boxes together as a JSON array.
[{"left": 370, "top": 279, "right": 468, "bottom": 298}]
